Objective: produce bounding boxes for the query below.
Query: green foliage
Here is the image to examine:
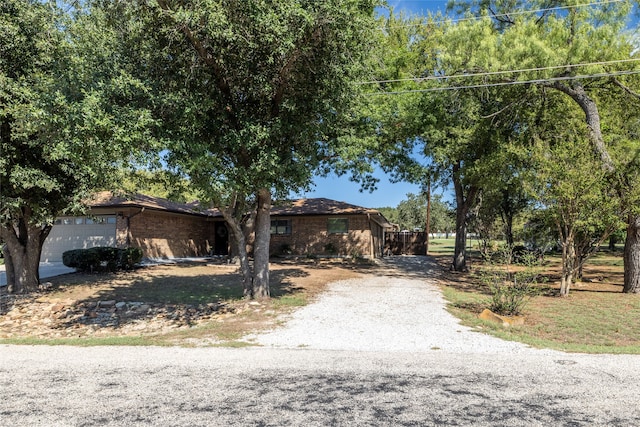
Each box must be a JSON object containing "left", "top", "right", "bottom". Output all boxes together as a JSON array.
[
  {"left": 97, "top": 0, "right": 378, "bottom": 203},
  {"left": 323, "top": 243, "right": 337, "bottom": 255},
  {"left": 1, "top": 1, "right": 155, "bottom": 224},
  {"left": 377, "top": 193, "right": 454, "bottom": 232},
  {"left": 62, "top": 247, "right": 142, "bottom": 272},
  {"left": 481, "top": 245, "right": 543, "bottom": 316}
]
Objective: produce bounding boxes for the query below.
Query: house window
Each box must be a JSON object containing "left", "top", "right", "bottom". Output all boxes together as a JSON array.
[
  {"left": 270, "top": 219, "right": 291, "bottom": 235},
  {"left": 328, "top": 218, "right": 348, "bottom": 234},
  {"left": 106, "top": 216, "right": 117, "bottom": 224},
  {"left": 75, "top": 217, "right": 84, "bottom": 225},
  {"left": 62, "top": 218, "right": 73, "bottom": 225}
]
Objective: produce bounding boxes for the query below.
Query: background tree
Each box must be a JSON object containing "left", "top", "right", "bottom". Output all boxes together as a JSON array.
[
  {"left": 98, "top": 0, "right": 378, "bottom": 298},
  {"left": 396, "top": 193, "right": 427, "bottom": 231},
  {"left": 446, "top": 0, "right": 640, "bottom": 291},
  {"left": 526, "top": 113, "right": 620, "bottom": 296},
  {"left": 0, "top": 1, "right": 151, "bottom": 293}
]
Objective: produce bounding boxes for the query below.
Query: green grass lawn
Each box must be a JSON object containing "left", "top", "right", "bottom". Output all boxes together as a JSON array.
[{"left": 435, "top": 241, "right": 640, "bottom": 353}]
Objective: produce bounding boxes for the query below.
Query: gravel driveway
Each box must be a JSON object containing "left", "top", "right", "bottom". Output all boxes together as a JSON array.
[{"left": 253, "top": 256, "right": 545, "bottom": 353}]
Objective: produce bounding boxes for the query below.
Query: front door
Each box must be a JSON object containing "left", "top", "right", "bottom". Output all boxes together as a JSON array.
[{"left": 214, "top": 222, "right": 229, "bottom": 255}]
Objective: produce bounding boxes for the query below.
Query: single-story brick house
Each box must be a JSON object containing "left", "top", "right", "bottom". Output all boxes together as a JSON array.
[
  {"left": 268, "top": 198, "right": 392, "bottom": 259},
  {"left": 41, "top": 193, "right": 392, "bottom": 262}
]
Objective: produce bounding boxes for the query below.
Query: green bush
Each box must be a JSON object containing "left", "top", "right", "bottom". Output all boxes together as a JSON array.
[
  {"left": 62, "top": 247, "right": 142, "bottom": 272},
  {"left": 481, "top": 244, "right": 544, "bottom": 316},
  {"left": 485, "top": 274, "right": 540, "bottom": 316},
  {"left": 323, "top": 243, "right": 337, "bottom": 254}
]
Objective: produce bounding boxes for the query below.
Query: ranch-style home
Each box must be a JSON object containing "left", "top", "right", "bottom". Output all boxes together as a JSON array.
[
  {"left": 40, "top": 192, "right": 392, "bottom": 262},
  {"left": 268, "top": 198, "right": 391, "bottom": 259}
]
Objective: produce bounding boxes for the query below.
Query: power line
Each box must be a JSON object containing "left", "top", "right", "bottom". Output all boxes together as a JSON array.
[
  {"left": 358, "top": 58, "right": 640, "bottom": 85},
  {"left": 386, "top": 0, "right": 626, "bottom": 28},
  {"left": 366, "top": 69, "right": 640, "bottom": 95}
]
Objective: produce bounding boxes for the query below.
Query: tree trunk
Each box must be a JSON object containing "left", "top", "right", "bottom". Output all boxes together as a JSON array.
[
  {"left": 559, "top": 237, "right": 575, "bottom": 297},
  {"left": 0, "top": 219, "right": 50, "bottom": 294},
  {"left": 220, "top": 210, "right": 253, "bottom": 297},
  {"left": 451, "top": 161, "right": 480, "bottom": 272},
  {"left": 252, "top": 188, "right": 271, "bottom": 299},
  {"left": 504, "top": 212, "right": 514, "bottom": 247},
  {"left": 453, "top": 208, "right": 468, "bottom": 272},
  {"left": 623, "top": 214, "right": 640, "bottom": 293}
]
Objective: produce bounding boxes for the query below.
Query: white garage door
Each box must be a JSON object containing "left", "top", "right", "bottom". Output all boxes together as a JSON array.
[{"left": 41, "top": 216, "right": 117, "bottom": 262}]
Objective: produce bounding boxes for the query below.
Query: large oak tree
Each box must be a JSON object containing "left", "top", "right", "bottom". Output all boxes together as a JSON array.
[
  {"left": 0, "top": 0, "right": 152, "bottom": 293},
  {"left": 96, "top": 0, "right": 378, "bottom": 298}
]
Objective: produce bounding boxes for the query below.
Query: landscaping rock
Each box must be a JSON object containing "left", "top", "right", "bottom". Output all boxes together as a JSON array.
[{"left": 479, "top": 309, "right": 526, "bottom": 327}]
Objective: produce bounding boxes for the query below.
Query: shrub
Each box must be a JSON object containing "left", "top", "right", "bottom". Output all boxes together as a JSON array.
[
  {"left": 279, "top": 243, "right": 293, "bottom": 255},
  {"left": 484, "top": 272, "right": 540, "bottom": 316},
  {"left": 323, "top": 243, "right": 337, "bottom": 254},
  {"left": 481, "top": 244, "right": 544, "bottom": 316},
  {"left": 62, "top": 247, "right": 142, "bottom": 272}
]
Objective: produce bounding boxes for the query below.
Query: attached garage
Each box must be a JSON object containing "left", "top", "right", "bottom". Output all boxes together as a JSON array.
[{"left": 40, "top": 216, "right": 117, "bottom": 262}]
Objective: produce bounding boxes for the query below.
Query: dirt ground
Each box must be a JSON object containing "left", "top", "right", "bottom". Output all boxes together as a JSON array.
[{"left": 0, "top": 259, "right": 366, "bottom": 344}]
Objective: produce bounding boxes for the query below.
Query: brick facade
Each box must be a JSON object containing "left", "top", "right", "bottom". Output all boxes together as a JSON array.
[
  {"left": 117, "top": 209, "right": 216, "bottom": 258},
  {"left": 269, "top": 215, "right": 383, "bottom": 258}
]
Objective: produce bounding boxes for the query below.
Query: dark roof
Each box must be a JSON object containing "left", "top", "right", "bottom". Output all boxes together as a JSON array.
[
  {"left": 271, "top": 198, "right": 392, "bottom": 227},
  {"left": 271, "top": 198, "right": 380, "bottom": 216},
  {"left": 89, "top": 191, "right": 217, "bottom": 217},
  {"left": 89, "top": 193, "right": 390, "bottom": 225}
]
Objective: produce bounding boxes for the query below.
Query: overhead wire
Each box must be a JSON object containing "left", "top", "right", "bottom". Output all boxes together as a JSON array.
[
  {"left": 386, "top": 0, "right": 627, "bottom": 27},
  {"left": 366, "top": 69, "right": 640, "bottom": 95},
  {"left": 357, "top": 58, "right": 640, "bottom": 85}
]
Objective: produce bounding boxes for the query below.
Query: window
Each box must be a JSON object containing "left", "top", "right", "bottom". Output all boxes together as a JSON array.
[
  {"left": 54, "top": 219, "right": 62, "bottom": 225},
  {"left": 93, "top": 216, "right": 107, "bottom": 224},
  {"left": 270, "top": 219, "right": 291, "bottom": 235},
  {"left": 328, "top": 218, "right": 348, "bottom": 234},
  {"left": 106, "top": 216, "right": 117, "bottom": 224},
  {"left": 75, "top": 217, "right": 84, "bottom": 225},
  {"left": 62, "top": 218, "right": 73, "bottom": 225}
]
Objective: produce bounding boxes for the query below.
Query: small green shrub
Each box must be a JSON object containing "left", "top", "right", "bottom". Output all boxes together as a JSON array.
[
  {"left": 481, "top": 244, "right": 543, "bottom": 316},
  {"left": 485, "top": 273, "right": 540, "bottom": 316},
  {"left": 62, "top": 247, "right": 142, "bottom": 272},
  {"left": 323, "top": 243, "right": 337, "bottom": 254}
]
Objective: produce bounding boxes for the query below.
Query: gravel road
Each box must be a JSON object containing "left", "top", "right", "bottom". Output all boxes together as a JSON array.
[{"left": 1, "top": 256, "right": 639, "bottom": 426}]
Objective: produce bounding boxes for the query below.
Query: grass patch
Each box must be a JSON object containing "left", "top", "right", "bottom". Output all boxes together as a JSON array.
[
  {"left": 436, "top": 247, "right": 640, "bottom": 354},
  {"left": 272, "top": 294, "right": 307, "bottom": 308},
  {"left": 0, "top": 335, "right": 169, "bottom": 347},
  {"left": 427, "top": 238, "right": 456, "bottom": 255}
]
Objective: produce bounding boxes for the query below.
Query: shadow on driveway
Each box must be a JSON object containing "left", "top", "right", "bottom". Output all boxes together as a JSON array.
[{"left": 0, "top": 262, "right": 76, "bottom": 287}]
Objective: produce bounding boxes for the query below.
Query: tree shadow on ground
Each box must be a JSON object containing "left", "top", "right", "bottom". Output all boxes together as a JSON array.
[{"left": 44, "top": 263, "right": 310, "bottom": 332}]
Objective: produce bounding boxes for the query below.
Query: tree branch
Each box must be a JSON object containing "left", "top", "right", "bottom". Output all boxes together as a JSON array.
[
  {"left": 271, "top": 24, "right": 324, "bottom": 118},
  {"left": 156, "top": 0, "right": 239, "bottom": 128},
  {"left": 544, "top": 81, "right": 615, "bottom": 173},
  {"left": 611, "top": 77, "right": 640, "bottom": 101}
]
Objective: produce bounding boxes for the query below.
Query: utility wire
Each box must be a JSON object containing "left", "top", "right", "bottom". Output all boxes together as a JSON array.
[
  {"left": 386, "top": 0, "right": 626, "bottom": 27},
  {"left": 357, "top": 58, "right": 640, "bottom": 85},
  {"left": 366, "top": 69, "right": 640, "bottom": 95}
]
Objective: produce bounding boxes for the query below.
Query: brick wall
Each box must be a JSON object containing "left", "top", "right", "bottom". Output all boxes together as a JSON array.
[
  {"left": 269, "top": 215, "right": 374, "bottom": 258},
  {"left": 123, "top": 210, "right": 215, "bottom": 258}
]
